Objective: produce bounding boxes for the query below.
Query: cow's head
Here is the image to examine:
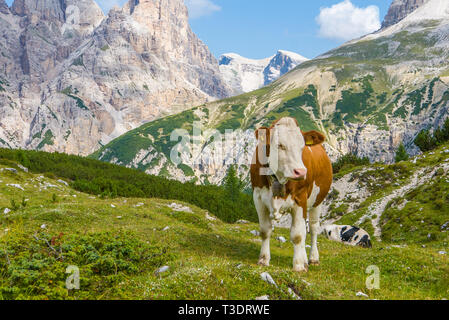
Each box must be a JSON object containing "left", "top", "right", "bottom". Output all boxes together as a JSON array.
[{"left": 255, "top": 117, "right": 325, "bottom": 184}]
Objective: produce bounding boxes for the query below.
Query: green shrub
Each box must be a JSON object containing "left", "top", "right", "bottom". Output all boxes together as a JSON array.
[
  {"left": 414, "top": 129, "right": 436, "bottom": 152},
  {"left": 395, "top": 142, "right": 409, "bottom": 162},
  {"left": 414, "top": 118, "right": 449, "bottom": 152},
  {"left": 0, "top": 230, "right": 173, "bottom": 300},
  {"left": 333, "top": 153, "right": 370, "bottom": 175}
]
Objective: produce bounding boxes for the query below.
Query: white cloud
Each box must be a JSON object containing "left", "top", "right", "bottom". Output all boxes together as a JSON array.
[
  {"left": 184, "top": 0, "right": 221, "bottom": 19},
  {"left": 316, "top": 0, "right": 381, "bottom": 41}
]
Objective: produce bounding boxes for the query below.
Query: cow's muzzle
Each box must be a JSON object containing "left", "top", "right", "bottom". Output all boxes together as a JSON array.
[{"left": 291, "top": 168, "right": 307, "bottom": 180}]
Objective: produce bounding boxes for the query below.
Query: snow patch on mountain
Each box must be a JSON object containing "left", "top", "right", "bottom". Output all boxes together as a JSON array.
[{"left": 219, "top": 50, "right": 308, "bottom": 94}]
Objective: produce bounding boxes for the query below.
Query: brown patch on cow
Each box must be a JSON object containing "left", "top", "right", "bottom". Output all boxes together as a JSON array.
[
  {"left": 292, "top": 235, "right": 302, "bottom": 245},
  {"left": 250, "top": 127, "right": 271, "bottom": 189},
  {"left": 260, "top": 231, "right": 270, "bottom": 240}
]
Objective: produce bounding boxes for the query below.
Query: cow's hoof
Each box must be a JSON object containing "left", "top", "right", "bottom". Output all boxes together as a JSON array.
[
  {"left": 293, "top": 264, "right": 309, "bottom": 273},
  {"left": 258, "top": 259, "right": 270, "bottom": 267},
  {"left": 309, "top": 260, "right": 320, "bottom": 266}
]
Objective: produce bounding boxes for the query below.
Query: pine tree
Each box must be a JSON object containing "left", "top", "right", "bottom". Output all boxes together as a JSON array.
[
  {"left": 434, "top": 128, "right": 445, "bottom": 145},
  {"left": 223, "top": 165, "right": 243, "bottom": 202},
  {"left": 414, "top": 130, "right": 436, "bottom": 152},
  {"left": 17, "top": 150, "right": 31, "bottom": 169},
  {"left": 442, "top": 117, "right": 449, "bottom": 141},
  {"left": 395, "top": 142, "right": 409, "bottom": 162}
]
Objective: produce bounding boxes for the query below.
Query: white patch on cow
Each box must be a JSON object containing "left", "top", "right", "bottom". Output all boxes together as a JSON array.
[
  {"left": 291, "top": 206, "right": 308, "bottom": 272},
  {"left": 323, "top": 225, "right": 343, "bottom": 242},
  {"left": 268, "top": 118, "right": 307, "bottom": 184},
  {"left": 254, "top": 186, "right": 296, "bottom": 222},
  {"left": 307, "top": 183, "right": 321, "bottom": 208},
  {"left": 271, "top": 195, "right": 295, "bottom": 221},
  {"left": 253, "top": 187, "right": 273, "bottom": 266}
]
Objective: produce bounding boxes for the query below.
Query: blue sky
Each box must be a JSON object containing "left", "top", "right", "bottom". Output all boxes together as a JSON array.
[{"left": 5, "top": 0, "right": 391, "bottom": 59}]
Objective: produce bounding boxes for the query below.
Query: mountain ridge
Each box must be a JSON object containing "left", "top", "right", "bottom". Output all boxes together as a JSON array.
[
  {"left": 382, "top": 0, "right": 430, "bottom": 28},
  {"left": 219, "top": 50, "right": 308, "bottom": 94}
]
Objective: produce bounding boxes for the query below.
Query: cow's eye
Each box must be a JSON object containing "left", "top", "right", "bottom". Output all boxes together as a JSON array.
[{"left": 278, "top": 144, "right": 287, "bottom": 151}]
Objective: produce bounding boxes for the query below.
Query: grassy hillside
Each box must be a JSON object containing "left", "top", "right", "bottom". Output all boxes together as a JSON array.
[
  {"left": 0, "top": 153, "right": 448, "bottom": 300},
  {"left": 0, "top": 149, "right": 256, "bottom": 224},
  {"left": 324, "top": 142, "right": 449, "bottom": 247}
]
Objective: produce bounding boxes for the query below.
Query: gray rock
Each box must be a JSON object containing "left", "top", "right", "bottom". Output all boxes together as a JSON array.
[
  {"left": 356, "top": 291, "right": 369, "bottom": 298},
  {"left": 155, "top": 266, "right": 170, "bottom": 275},
  {"left": 250, "top": 230, "right": 260, "bottom": 237},
  {"left": 57, "top": 179, "right": 69, "bottom": 186},
  {"left": 7, "top": 184, "right": 24, "bottom": 191},
  {"left": 288, "top": 288, "right": 301, "bottom": 300},
  {"left": 255, "top": 295, "right": 270, "bottom": 300},
  {"left": 276, "top": 236, "right": 287, "bottom": 243},
  {"left": 382, "top": 0, "right": 429, "bottom": 28},
  {"left": 260, "top": 272, "right": 277, "bottom": 288},
  {"left": 2, "top": 168, "right": 18, "bottom": 174},
  {"left": 16, "top": 165, "right": 28, "bottom": 173}
]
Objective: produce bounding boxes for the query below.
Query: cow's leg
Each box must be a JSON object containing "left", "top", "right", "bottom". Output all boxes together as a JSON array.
[
  {"left": 291, "top": 204, "right": 308, "bottom": 272},
  {"left": 254, "top": 191, "right": 272, "bottom": 266},
  {"left": 309, "top": 205, "right": 321, "bottom": 266}
]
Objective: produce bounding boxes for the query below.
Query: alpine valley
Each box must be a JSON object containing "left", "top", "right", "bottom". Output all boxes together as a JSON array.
[{"left": 92, "top": 0, "right": 449, "bottom": 185}]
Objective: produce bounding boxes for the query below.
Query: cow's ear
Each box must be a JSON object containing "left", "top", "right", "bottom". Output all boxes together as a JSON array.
[
  {"left": 302, "top": 130, "right": 326, "bottom": 146},
  {"left": 255, "top": 127, "right": 270, "bottom": 144}
]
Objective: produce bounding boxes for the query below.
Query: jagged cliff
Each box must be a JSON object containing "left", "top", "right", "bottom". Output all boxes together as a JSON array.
[
  {"left": 382, "top": 0, "right": 430, "bottom": 28},
  {"left": 0, "top": 0, "right": 231, "bottom": 155}
]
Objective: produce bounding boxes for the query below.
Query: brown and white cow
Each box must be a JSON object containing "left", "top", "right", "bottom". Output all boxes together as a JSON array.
[{"left": 250, "top": 117, "right": 332, "bottom": 272}]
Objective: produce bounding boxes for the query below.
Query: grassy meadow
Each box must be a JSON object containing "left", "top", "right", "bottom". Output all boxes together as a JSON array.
[{"left": 0, "top": 155, "right": 448, "bottom": 300}]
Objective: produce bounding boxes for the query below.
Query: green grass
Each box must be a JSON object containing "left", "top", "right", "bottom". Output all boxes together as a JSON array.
[{"left": 0, "top": 163, "right": 448, "bottom": 300}]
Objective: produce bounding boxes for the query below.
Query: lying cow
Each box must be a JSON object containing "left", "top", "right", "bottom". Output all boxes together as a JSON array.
[
  {"left": 323, "top": 225, "right": 372, "bottom": 248},
  {"left": 251, "top": 117, "right": 332, "bottom": 272}
]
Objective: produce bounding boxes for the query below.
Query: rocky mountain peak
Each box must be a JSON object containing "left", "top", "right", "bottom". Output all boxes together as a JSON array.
[
  {"left": 264, "top": 50, "right": 308, "bottom": 85},
  {"left": 382, "top": 0, "right": 430, "bottom": 28},
  {"left": 219, "top": 50, "right": 308, "bottom": 94},
  {"left": 0, "top": 0, "right": 10, "bottom": 14},
  {"left": 11, "top": 0, "right": 104, "bottom": 30},
  {"left": 123, "top": 0, "right": 188, "bottom": 22},
  {"left": 0, "top": 0, "right": 231, "bottom": 156},
  {"left": 11, "top": 0, "right": 66, "bottom": 22}
]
